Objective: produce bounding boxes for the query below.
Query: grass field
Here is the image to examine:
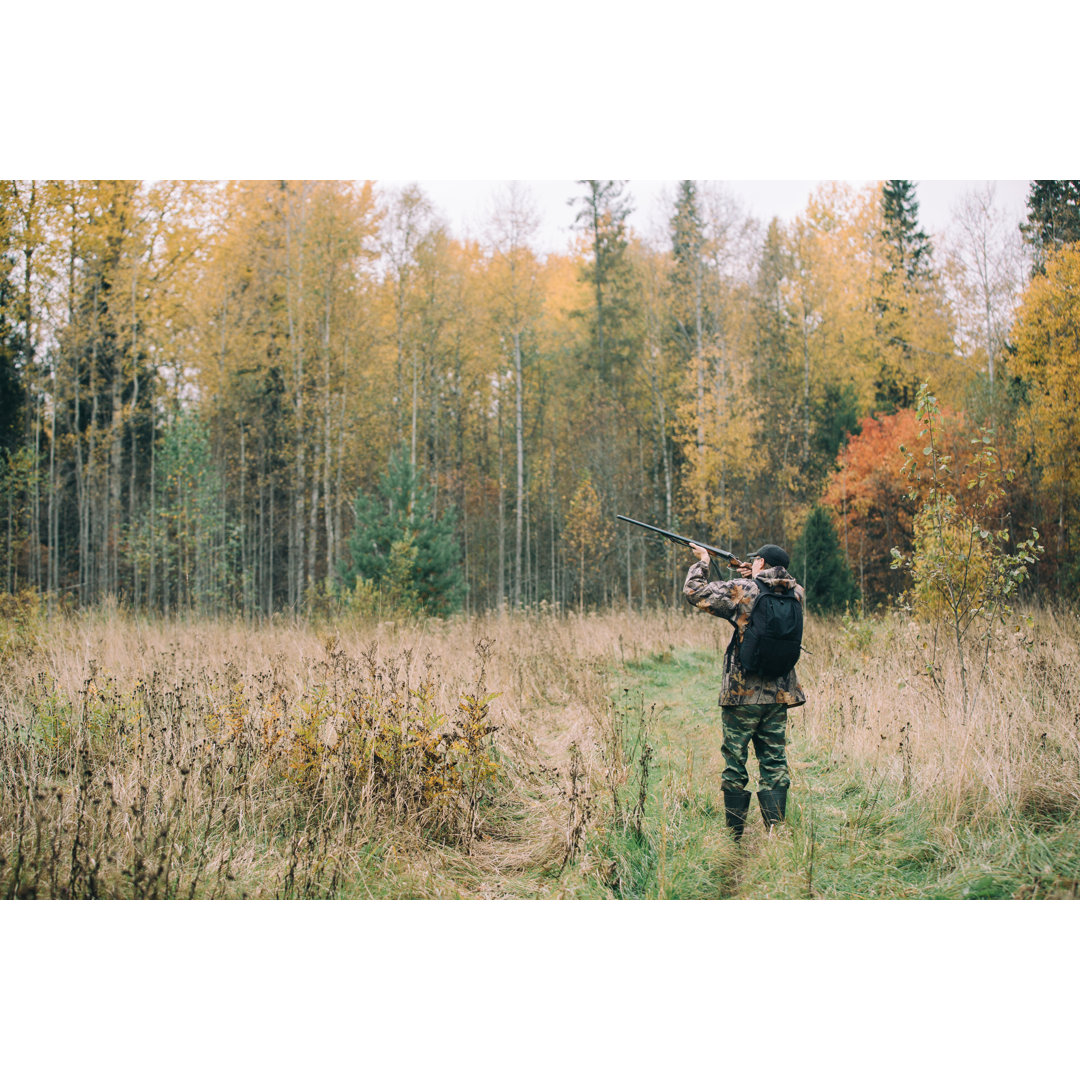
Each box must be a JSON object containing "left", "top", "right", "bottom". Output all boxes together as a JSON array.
[{"left": 2, "top": 598, "right": 1078, "bottom": 899}]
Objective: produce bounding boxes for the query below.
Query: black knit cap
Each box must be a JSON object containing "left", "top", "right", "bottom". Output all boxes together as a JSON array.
[{"left": 745, "top": 543, "right": 790, "bottom": 569}]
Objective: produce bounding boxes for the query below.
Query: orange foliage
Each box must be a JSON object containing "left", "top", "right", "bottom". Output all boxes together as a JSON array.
[
  {"left": 823, "top": 405, "right": 994, "bottom": 605},
  {"left": 823, "top": 410, "right": 921, "bottom": 605}
]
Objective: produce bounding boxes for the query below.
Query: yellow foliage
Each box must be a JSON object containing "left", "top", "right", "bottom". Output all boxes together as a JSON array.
[
  {"left": 788, "top": 182, "right": 884, "bottom": 414},
  {"left": 909, "top": 506, "right": 992, "bottom": 622},
  {"left": 676, "top": 344, "right": 757, "bottom": 536},
  {"left": 564, "top": 474, "right": 608, "bottom": 556},
  {"left": 0, "top": 589, "right": 43, "bottom": 652},
  {"left": 786, "top": 182, "right": 960, "bottom": 414},
  {"left": 1010, "top": 244, "right": 1080, "bottom": 516}
]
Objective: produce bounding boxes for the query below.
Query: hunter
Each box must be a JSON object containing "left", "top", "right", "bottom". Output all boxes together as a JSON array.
[{"left": 684, "top": 541, "right": 806, "bottom": 840}]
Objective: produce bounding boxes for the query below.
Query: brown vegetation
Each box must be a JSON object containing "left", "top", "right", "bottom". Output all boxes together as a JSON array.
[
  {"left": 0, "top": 603, "right": 709, "bottom": 897},
  {"left": 2, "top": 600, "right": 1077, "bottom": 899}
]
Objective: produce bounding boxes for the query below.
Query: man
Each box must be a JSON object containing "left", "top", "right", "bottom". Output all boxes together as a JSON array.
[{"left": 684, "top": 541, "right": 806, "bottom": 840}]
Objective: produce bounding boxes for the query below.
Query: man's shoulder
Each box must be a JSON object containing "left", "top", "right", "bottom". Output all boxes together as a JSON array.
[{"left": 719, "top": 577, "right": 759, "bottom": 604}]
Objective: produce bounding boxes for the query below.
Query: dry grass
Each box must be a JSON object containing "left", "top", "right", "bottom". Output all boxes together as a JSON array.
[
  {"left": 0, "top": 604, "right": 718, "bottom": 898},
  {"left": 1, "top": 598, "right": 1076, "bottom": 899},
  {"left": 805, "top": 609, "right": 1080, "bottom": 830}
]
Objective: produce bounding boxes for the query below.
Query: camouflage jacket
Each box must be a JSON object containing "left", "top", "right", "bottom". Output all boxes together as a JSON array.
[{"left": 683, "top": 561, "right": 807, "bottom": 708}]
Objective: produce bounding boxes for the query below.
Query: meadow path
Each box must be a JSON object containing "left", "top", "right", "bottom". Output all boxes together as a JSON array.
[{"left": 611, "top": 646, "right": 963, "bottom": 899}]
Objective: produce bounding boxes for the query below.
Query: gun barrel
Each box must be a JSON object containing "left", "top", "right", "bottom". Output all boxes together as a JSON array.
[{"left": 616, "top": 515, "right": 742, "bottom": 566}]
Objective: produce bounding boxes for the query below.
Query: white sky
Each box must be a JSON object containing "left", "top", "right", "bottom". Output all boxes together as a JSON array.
[{"left": 404, "top": 179, "right": 1033, "bottom": 255}]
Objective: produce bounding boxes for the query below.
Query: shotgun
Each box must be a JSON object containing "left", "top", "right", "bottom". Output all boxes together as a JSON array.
[{"left": 616, "top": 515, "right": 748, "bottom": 576}]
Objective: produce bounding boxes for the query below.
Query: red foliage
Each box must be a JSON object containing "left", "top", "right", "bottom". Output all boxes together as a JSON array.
[
  {"left": 823, "top": 410, "right": 921, "bottom": 605},
  {"left": 822, "top": 405, "right": 1006, "bottom": 605}
]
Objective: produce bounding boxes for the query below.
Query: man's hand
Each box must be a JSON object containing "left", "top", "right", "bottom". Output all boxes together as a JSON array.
[{"left": 689, "top": 542, "right": 710, "bottom": 565}]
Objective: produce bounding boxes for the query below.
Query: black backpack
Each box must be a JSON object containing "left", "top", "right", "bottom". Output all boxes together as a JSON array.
[{"left": 737, "top": 581, "right": 803, "bottom": 678}]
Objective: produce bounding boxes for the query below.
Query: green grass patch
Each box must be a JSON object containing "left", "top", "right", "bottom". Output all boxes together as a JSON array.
[{"left": 601, "top": 647, "right": 1080, "bottom": 900}]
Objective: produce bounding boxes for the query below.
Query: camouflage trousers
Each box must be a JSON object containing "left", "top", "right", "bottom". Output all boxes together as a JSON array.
[{"left": 719, "top": 704, "right": 790, "bottom": 793}]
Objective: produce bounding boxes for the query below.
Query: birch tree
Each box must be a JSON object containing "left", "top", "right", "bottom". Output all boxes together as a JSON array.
[
  {"left": 943, "top": 183, "right": 1027, "bottom": 399},
  {"left": 487, "top": 182, "right": 542, "bottom": 608}
]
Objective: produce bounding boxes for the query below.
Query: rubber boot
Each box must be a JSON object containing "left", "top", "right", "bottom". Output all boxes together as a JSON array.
[
  {"left": 758, "top": 787, "right": 788, "bottom": 829},
  {"left": 723, "top": 790, "right": 752, "bottom": 840}
]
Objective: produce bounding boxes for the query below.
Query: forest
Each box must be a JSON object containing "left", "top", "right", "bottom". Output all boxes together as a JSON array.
[
  {"left": 1, "top": 179, "right": 1079, "bottom": 618},
  {"left": 4, "top": 179, "right": 1080, "bottom": 904}
]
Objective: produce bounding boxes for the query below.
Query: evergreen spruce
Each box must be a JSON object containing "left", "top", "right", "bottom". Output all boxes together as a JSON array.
[
  {"left": 811, "top": 381, "right": 861, "bottom": 476},
  {"left": 669, "top": 180, "right": 706, "bottom": 319},
  {"left": 571, "top": 180, "right": 635, "bottom": 383},
  {"left": 881, "top": 180, "right": 933, "bottom": 281},
  {"left": 1021, "top": 180, "right": 1080, "bottom": 275},
  {"left": 791, "top": 504, "right": 859, "bottom": 615},
  {"left": 668, "top": 181, "right": 716, "bottom": 378},
  {"left": 875, "top": 180, "right": 933, "bottom": 413},
  {"left": 343, "top": 449, "right": 463, "bottom": 616}
]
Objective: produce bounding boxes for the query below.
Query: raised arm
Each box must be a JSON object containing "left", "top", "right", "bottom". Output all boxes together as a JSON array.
[{"left": 683, "top": 542, "right": 747, "bottom": 621}]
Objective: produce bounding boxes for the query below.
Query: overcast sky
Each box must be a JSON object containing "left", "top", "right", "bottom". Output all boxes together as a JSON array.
[{"left": 404, "top": 179, "right": 1032, "bottom": 255}]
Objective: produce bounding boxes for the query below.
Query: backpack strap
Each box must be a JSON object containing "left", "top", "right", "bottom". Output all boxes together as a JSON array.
[{"left": 727, "top": 579, "right": 763, "bottom": 656}]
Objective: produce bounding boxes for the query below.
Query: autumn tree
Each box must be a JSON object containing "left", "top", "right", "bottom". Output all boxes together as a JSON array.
[
  {"left": 378, "top": 186, "right": 435, "bottom": 448},
  {"left": 196, "top": 180, "right": 380, "bottom": 615},
  {"left": 1010, "top": 243, "right": 1080, "bottom": 585},
  {"left": 823, "top": 393, "right": 1007, "bottom": 609},
  {"left": 658, "top": 183, "right": 764, "bottom": 560},
  {"left": 564, "top": 473, "right": 610, "bottom": 609},
  {"left": 744, "top": 186, "right": 876, "bottom": 548},
  {"left": 567, "top": 182, "right": 650, "bottom": 608},
  {"left": 943, "top": 183, "right": 1028, "bottom": 402},
  {"left": 191, "top": 182, "right": 292, "bottom": 613},
  {"left": 486, "top": 183, "right": 543, "bottom": 609},
  {"left": 894, "top": 385, "right": 1042, "bottom": 716},
  {"left": 2, "top": 181, "right": 52, "bottom": 595},
  {"left": 786, "top": 186, "right": 877, "bottom": 459},
  {"left": 668, "top": 180, "right": 737, "bottom": 537},
  {"left": 822, "top": 409, "right": 922, "bottom": 607},
  {"left": 528, "top": 250, "right": 592, "bottom": 609},
  {"left": 42, "top": 181, "right": 165, "bottom": 604}
]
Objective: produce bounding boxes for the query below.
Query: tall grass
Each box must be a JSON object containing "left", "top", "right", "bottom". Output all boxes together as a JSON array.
[
  {"left": 807, "top": 609, "right": 1080, "bottom": 828},
  {"left": 1, "top": 598, "right": 1076, "bottom": 898},
  {"left": 0, "top": 604, "right": 705, "bottom": 897}
]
